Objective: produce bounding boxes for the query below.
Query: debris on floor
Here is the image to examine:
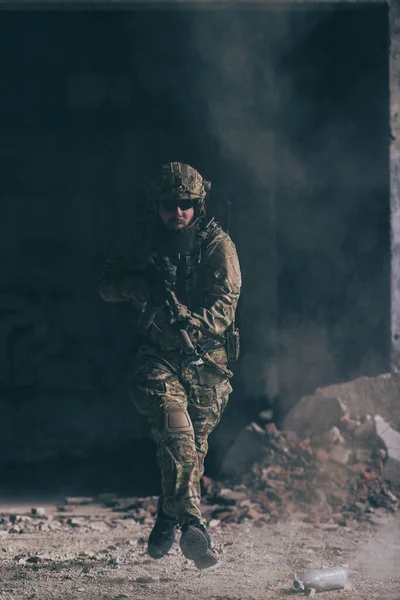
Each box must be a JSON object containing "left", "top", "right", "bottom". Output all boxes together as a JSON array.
[
  {"left": 0, "top": 374, "right": 398, "bottom": 534},
  {"left": 202, "top": 374, "right": 400, "bottom": 526}
]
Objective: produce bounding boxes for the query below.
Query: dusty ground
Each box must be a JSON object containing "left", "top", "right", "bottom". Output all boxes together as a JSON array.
[{"left": 0, "top": 500, "right": 399, "bottom": 600}]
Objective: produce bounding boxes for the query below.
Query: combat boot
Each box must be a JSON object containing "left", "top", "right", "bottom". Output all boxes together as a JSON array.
[
  {"left": 180, "top": 518, "right": 218, "bottom": 569},
  {"left": 148, "top": 510, "right": 178, "bottom": 559}
]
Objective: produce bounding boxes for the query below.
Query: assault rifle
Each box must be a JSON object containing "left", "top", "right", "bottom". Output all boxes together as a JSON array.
[
  {"left": 151, "top": 254, "right": 194, "bottom": 355},
  {"left": 156, "top": 255, "right": 228, "bottom": 364}
]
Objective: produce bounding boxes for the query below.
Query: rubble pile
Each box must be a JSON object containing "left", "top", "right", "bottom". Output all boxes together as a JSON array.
[
  {"left": 207, "top": 374, "right": 400, "bottom": 526},
  {"left": 0, "top": 375, "right": 398, "bottom": 533},
  {"left": 202, "top": 420, "right": 399, "bottom": 527},
  {"left": 0, "top": 497, "right": 160, "bottom": 536}
]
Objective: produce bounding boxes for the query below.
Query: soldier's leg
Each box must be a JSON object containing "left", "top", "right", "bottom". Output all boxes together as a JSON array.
[
  {"left": 178, "top": 374, "right": 231, "bottom": 569},
  {"left": 130, "top": 357, "right": 203, "bottom": 526},
  {"left": 190, "top": 378, "right": 232, "bottom": 484},
  {"left": 184, "top": 351, "right": 233, "bottom": 508},
  {"left": 174, "top": 353, "right": 232, "bottom": 570}
]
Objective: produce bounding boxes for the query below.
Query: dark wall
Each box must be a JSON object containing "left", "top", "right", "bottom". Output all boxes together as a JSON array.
[
  {"left": 273, "top": 7, "right": 390, "bottom": 409},
  {"left": 0, "top": 5, "right": 389, "bottom": 494}
]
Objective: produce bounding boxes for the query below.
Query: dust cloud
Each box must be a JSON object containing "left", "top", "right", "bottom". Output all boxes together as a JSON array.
[
  {"left": 189, "top": 6, "right": 390, "bottom": 410},
  {"left": 354, "top": 514, "right": 400, "bottom": 580}
]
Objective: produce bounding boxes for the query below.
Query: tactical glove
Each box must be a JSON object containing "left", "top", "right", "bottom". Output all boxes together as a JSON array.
[{"left": 145, "top": 254, "right": 177, "bottom": 306}]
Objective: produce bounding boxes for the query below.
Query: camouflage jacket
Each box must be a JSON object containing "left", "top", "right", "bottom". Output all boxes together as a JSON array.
[{"left": 99, "top": 217, "right": 241, "bottom": 353}]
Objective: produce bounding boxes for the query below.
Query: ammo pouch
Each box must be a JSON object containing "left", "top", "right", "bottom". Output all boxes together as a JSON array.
[{"left": 226, "top": 323, "right": 240, "bottom": 361}]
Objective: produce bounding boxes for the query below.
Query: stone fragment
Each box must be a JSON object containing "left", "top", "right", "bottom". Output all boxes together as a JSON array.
[
  {"left": 9, "top": 526, "right": 21, "bottom": 534},
  {"left": 210, "top": 510, "right": 232, "bottom": 522},
  {"left": 201, "top": 475, "right": 213, "bottom": 491},
  {"left": 26, "top": 556, "right": 41, "bottom": 563},
  {"left": 283, "top": 396, "right": 347, "bottom": 436},
  {"left": 353, "top": 418, "right": 376, "bottom": 440},
  {"left": 67, "top": 518, "right": 83, "bottom": 527},
  {"left": 354, "top": 447, "right": 372, "bottom": 464},
  {"left": 258, "top": 409, "right": 274, "bottom": 423},
  {"left": 136, "top": 576, "right": 157, "bottom": 583},
  {"left": 31, "top": 507, "right": 45, "bottom": 517},
  {"left": 315, "top": 374, "right": 400, "bottom": 426},
  {"left": 221, "top": 422, "right": 267, "bottom": 477},
  {"left": 329, "top": 444, "right": 352, "bottom": 466},
  {"left": 81, "top": 564, "right": 94, "bottom": 574},
  {"left": 17, "top": 515, "right": 33, "bottom": 523},
  {"left": 312, "top": 426, "right": 346, "bottom": 448},
  {"left": 218, "top": 489, "right": 248, "bottom": 503},
  {"left": 340, "top": 416, "right": 362, "bottom": 433},
  {"left": 379, "top": 448, "right": 388, "bottom": 460},
  {"left": 239, "top": 499, "right": 251, "bottom": 508},
  {"left": 385, "top": 490, "right": 398, "bottom": 503},
  {"left": 247, "top": 507, "right": 262, "bottom": 520},
  {"left": 98, "top": 492, "right": 118, "bottom": 506},
  {"left": 209, "top": 519, "right": 221, "bottom": 528},
  {"left": 315, "top": 448, "right": 330, "bottom": 464},
  {"left": 64, "top": 497, "right": 93, "bottom": 506},
  {"left": 374, "top": 415, "right": 400, "bottom": 483},
  {"left": 88, "top": 521, "right": 109, "bottom": 532},
  {"left": 265, "top": 422, "right": 279, "bottom": 437}
]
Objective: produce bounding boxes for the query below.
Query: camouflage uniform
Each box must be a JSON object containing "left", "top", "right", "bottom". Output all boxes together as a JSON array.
[{"left": 99, "top": 165, "right": 241, "bottom": 527}]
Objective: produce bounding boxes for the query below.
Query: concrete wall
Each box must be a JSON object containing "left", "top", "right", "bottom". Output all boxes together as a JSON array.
[{"left": 390, "top": 0, "right": 400, "bottom": 373}]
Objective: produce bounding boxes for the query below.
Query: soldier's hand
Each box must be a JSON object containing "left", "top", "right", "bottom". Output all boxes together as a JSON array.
[
  {"left": 145, "top": 254, "right": 178, "bottom": 305},
  {"left": 155, "top": 255, "right": 177, "bottom": 287},
  {"left": 175, "top": 300, "right": 191, "bottom": 323}
]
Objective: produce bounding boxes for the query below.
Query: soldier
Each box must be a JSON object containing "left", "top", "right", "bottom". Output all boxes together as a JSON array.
[{"left": 99, "top": 162, "right": 241, "bottom": 569}]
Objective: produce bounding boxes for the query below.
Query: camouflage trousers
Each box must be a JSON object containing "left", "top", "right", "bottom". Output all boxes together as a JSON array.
[{"left": 130, "top": 344, "right": 232, "bottom": 526}]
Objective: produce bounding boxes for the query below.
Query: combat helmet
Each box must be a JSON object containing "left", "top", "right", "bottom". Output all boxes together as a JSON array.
[{"left": 147, "top": 162, "right": 211, "bottom": 223}]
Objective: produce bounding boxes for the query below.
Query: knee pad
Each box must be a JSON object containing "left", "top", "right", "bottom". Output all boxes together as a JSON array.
[{"left": 164, "top": 402, "right": 193, "bottom": 434}]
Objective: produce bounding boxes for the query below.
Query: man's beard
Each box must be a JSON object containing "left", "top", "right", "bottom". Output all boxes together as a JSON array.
[
  {"left": 166, "top": 218, "right": 186, "bottom": 231},
  {"left": 154, "top": 219, "right": 198, "bottom": 261}
]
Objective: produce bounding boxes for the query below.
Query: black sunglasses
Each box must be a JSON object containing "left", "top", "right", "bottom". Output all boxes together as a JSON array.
[{"left": 160, "top": 199, "right": 197, "bottom": 212}]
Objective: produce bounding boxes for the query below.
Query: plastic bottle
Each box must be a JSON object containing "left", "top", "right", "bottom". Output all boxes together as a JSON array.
[{"left": 293, "top": 566, "right": 348, "bottom": 593}]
